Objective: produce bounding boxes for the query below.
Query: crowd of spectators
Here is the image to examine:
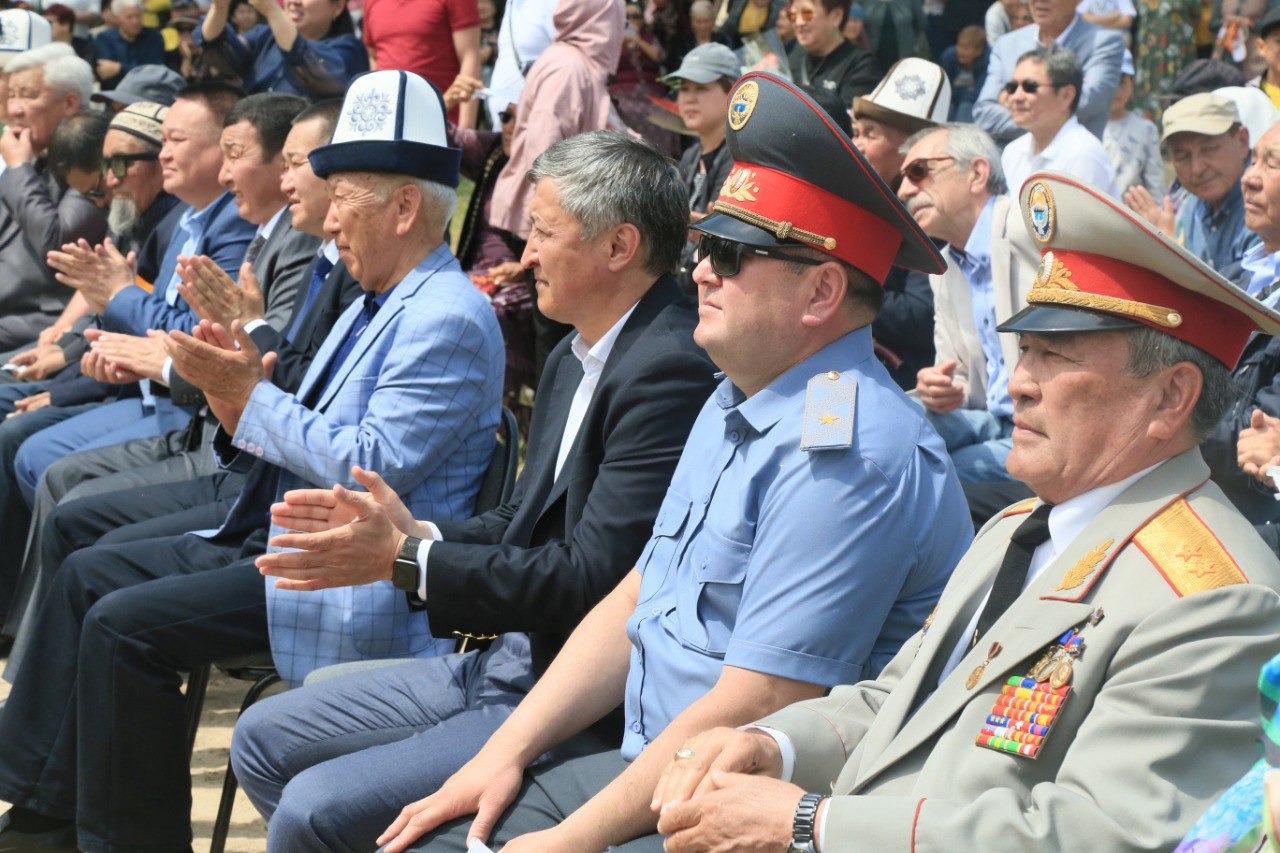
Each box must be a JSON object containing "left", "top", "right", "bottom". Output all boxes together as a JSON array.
[{"left": 0, "top": 0, "right": 1280, "bottom": 848}]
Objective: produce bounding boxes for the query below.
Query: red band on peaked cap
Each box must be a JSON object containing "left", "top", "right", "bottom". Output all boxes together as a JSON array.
[
  {"left": 1047, "top": 249, "right": 1253, "bottom": 367},
  {"left": 713, "top": 163, "right": 904, "bottom": 283}
]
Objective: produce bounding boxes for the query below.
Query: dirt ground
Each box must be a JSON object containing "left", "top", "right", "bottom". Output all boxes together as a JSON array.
[{"left": 0, "top": 669, "right": 273, "bottom": 852}]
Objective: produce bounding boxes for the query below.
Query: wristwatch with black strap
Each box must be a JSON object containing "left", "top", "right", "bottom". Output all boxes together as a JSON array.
[{"left": 391, "top": 535, "right": 422, "bottom": 591}]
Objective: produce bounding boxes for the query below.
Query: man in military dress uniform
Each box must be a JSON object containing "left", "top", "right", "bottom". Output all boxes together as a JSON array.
[{"left": 650, "top": 171, "right": 1280, "bottom": 852}]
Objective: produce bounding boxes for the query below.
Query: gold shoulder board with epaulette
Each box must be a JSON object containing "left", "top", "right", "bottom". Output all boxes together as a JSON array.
[
  {"left": 1132, "top": 498, "right": 1248, "bottom": 596},
  {"left": 1001, "top": 497, "right": 1038, "bottom": 518}
]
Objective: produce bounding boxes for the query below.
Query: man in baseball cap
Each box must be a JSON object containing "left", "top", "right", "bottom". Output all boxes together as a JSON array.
[{"left": 1126, "top": 92, "right": 1255, "bottom": 287}]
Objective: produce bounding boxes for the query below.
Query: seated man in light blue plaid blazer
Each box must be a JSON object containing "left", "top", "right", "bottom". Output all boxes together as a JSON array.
[{"left": 0, "top": 70, "right": 506, "bottom": 852}]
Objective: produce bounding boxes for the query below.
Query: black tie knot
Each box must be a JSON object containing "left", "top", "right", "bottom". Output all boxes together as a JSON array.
[
  {"left": 1010, "top": 502, "right": 1053, "bottom": 550},
  {"left": 972, "top": 501, "right": 1054, "bottom": 647}
]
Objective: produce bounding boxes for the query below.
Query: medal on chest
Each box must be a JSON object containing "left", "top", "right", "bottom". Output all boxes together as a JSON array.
[{"left": 975, "top": 607, "right": 1104, "bottom": 759}]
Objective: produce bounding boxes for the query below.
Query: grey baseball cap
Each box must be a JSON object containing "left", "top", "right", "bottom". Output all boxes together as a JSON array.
[
  {"left": 92, "top": 64, "right": 187, "bottom": 107},
  {"left": 661, "top": 43, "right": 741, "bottom": 86}
]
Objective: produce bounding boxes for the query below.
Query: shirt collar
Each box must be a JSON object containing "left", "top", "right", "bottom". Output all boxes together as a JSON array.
[
  {"left": 1044, "top": 14, "right": 1080, "bottom": 43},
  {"left": 182, "top": 190, "right": 231, "bottom": 229},
  {"left": 1038, "top": 116, "right": 1081, "bottom": 160},
  {"left": 321, "top": 239, "right": 340, "bottom": 262},
  {"left": 721, "top": 323, "right": 874, "bottom": 434},
  {"left": 569, "top": 301, "right": 639, "bottom": 374},
  {"left": 1194, "top": 182, "right": 1243, "bottom": 225},
  {"left": 257, "top": 204, "right": 287, "bottom": 239},
  {"left": 1037, "top": 460, "right": 1165, "bottom": 555},
  {"left": 949, "top": 196, "right": 996, "bottom": 273}
]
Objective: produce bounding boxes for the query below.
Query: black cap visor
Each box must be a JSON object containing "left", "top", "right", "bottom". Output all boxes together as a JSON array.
[{"left": 997, "top": 304, "right": 1143, "bottom": 335}]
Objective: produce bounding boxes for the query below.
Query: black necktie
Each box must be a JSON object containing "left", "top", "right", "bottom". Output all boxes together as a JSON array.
[{"left": 971, "top": 503, "right": 1054, "bottom": 647}]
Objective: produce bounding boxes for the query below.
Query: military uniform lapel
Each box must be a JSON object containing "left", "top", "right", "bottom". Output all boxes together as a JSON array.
[{"left": 852, "top": 454, "right": 1210, "bottom": 790}]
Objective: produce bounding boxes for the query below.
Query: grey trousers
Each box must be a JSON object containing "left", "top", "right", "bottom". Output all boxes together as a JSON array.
[
  {"left": 4, "top": 424, "right": 219, "bottom": 677},
  {"left": 408, "top": 743, "right": 665, "bottom": 853}
]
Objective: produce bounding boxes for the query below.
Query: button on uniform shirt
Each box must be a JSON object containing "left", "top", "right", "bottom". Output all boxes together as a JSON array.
[
  {"left": 619, "top": 325, "right": 972, "bottom": 760},
  {"left": 1175, "top": 183, "right": 1259, "bottom": 289},
  {"left": 949, "top": 196, "right": 1013, "bottom": 419}
]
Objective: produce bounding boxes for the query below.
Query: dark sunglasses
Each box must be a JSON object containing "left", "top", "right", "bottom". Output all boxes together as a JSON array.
[
  {"left": 498, "top": 109, "right": 516, "bottom": 124},
  {"left": 695, "top": 234, "right": 826, "bottom": 278},
  {"left": 1003, "top": 79, "right": 1056, "bottom": 96},
  {"left": 100, "top": 151, "right": 158, "bottom": 179},
  {"left": 900, "top": 155, "right": 955, "bottom": 183}
]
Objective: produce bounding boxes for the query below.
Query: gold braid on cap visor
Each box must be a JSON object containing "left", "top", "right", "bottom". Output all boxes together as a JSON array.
[
  {"left": 1028, "top": 253, "right": 1184, "bottom": 328},
  {"left": 713, "top": 201, "right": 838, "bottom": 251}
]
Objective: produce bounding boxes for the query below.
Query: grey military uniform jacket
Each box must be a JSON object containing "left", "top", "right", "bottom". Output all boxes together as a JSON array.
[{"left": 758, "top": 449, "right": 1280, "bottom": 851}]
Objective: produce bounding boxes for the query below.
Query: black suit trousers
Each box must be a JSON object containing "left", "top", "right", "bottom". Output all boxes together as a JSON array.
[{"left": 0, "top": 530, "right": 266, "bottom": 851}]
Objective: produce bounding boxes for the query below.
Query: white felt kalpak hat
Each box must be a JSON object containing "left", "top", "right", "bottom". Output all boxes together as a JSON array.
[
  {"left": 0, "top": 11, "right": 51, "bottom": 64},
  {"left": 310, "top": 70, "right": 461, "bottom": 187},
  {"left": 853, "top": 58, "right": 951, "bottom": 134}
]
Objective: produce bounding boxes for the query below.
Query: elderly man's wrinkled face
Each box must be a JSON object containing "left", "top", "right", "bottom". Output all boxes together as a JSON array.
[
  {"left": 8, "top": 68, "right": 78, "bottom": 155},
  {"left": 897, "top": 130, "right": 967, "bottom": 241},
  {"left": 852, "top": 117, "right": 909, "bottom": 182},
  {"left": 1169, "top": 128, "right": 1249, "bottom": 210},
  {"left": 102, "top": 129, "right": 163, "bottom": 234},
  {"left": 1006, "top": 330, "right": 1167, "bottom": 503},
  {"left": 1244, "top": 123, "right": 1280, "bottom": 251},
  {"left": 280, "top": 118, "right": 332, "bottom": 237},
  {"left": 116, "top": 4, "right": 143, "bottom": 39},
  {"left": 324, "top": 173, "right": 402, "bottom": 291}
]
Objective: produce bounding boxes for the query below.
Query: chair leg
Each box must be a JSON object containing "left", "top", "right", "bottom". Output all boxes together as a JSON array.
[
  {"left": 184, "top": 665, "right": 211, "bottom": 760},
  {"left": 209, "top": 671, "right": 282, "bottom": 853}
]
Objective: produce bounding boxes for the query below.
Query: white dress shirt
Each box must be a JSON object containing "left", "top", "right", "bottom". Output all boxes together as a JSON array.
[
  {"left": 1002, "top": 116, "right": 1119, "bottom": 198},
  {"left": 414, "top": 303, "right": 639, "bottom": 599}
]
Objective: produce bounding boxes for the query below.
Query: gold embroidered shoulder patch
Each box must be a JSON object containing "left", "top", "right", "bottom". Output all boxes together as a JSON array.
[
  {"left": 1133, "top": 499, "right": 1248, "bottom": 596},
  {"left": 1002, "top": 498, "right": 1038, "bottom": 517}
]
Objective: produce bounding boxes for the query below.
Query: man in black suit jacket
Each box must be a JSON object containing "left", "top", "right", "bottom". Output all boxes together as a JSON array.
[{"left": 232, "top": 131, "right": 717, "bottom": 851}]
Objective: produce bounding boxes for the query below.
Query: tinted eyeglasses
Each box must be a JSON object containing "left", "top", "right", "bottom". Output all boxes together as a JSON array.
[
  {"left": 100, "top": 151, "right": 159, "bottom": 179},
  {"left": 695, "top": 234, "right": 826, "bottom": 278},
  {"left": 786, "top": 6, "right": 816, "bottom": 22},
  {"left": 900, "top": 155, "right": 956, "bottom": 183},
  {"left": 1002, "top": 79, "right": 1055, "bottom": 96}
]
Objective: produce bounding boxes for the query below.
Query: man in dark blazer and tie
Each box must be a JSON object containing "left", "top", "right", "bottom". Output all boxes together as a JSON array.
[{"left": 234, "top": 130, "right": 719, "bottom": 852}]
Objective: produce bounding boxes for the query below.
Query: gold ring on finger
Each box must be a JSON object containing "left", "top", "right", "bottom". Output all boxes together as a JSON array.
[{"left": 674, "top": 747, "right": 694, "bottom": 761}]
